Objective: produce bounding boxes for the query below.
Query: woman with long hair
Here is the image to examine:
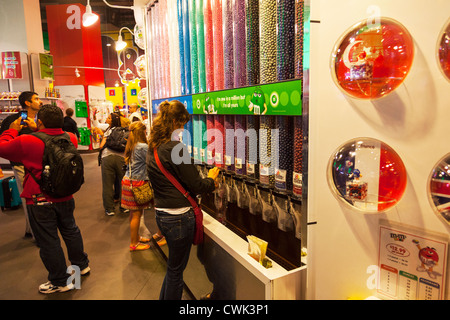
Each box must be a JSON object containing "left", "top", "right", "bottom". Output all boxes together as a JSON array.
[
  {"left": 147, "top": 100, "right": 219, "bottom": 300},
  {"left": 121, "top": 121, "right": 152, "bottom": 251}
]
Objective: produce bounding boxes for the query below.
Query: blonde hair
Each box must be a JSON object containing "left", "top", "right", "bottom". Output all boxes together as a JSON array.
[
  {"left": 124, "top": 121, "right": 148, "bottom": 165},
  {"left": 148, "top": 100, "right": 190, "bottom": 150}
]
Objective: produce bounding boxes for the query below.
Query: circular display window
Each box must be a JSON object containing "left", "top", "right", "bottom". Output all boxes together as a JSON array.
[
  {"left": 437, "top": 20, "right": 450, "bottom": 81},
  {"left": 331, "top": 18, "right": 414, "bottom": 99},
  {"left": 327, "top": 138, "right": 407, "bottom": 212},
  {"left": 428, "top": 154, "right": 450, "bottom": 225}
]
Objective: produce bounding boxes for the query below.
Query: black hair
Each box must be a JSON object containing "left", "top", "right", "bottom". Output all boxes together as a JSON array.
[
  {"left": 65, "top": 108, "right": 74, "bottom": 117},
  {"left": 37, "top": 104, "right": 64, "bottom": 128},
  {"left": 18, "top": 91, "right": 38, "bottom": 109},
  {"left": 110, "top": 112, "right": 121, "bottom": 128}
]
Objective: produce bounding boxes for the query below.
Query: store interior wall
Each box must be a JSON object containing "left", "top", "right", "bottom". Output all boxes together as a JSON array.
[{"left": 308, "top": 0, "right": 450, "bottom": 300}]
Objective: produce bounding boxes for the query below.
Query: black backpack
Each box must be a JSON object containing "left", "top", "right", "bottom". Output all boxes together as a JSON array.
[
  {"left": 29, "top": 132, "right": 84, "bottom": 198},
  {"left": 105, "top": 126, "right": 129, "bottom": 152}
]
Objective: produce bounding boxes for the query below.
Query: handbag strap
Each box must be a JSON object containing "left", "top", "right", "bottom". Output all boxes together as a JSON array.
[{"left": 153, "top": 148, "right": 198, "bottom": 209}]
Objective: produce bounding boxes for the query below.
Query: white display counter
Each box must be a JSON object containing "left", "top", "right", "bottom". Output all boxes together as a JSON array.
[{"left": 182, "top": 212, "right": 306, "bottom": 300}]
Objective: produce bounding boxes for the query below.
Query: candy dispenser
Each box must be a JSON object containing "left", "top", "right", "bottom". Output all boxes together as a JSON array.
[
  {"left": 189, "top": 0, "right": 200, "bottom": 93},
  {"left": 212, "top": 0, "right": 225, "bottom": 90},
  {"left": 294, "top": 0, "right": 304, "bottom": 80},
  {"left": 276, "top": 0, "right": 296, "bottom": 81},
  {"left": 183, "top": 115, "right": 194, "bottom": 158},
  {"left": 259, "top": 115, "right": 276, "bottom": 187},
  {"left": 160, "top": 0, "right": 171, "bottom": 97},
  {"left": 182, "top": 0, "right": 192, "bottom": 95},
  {"left": 196, "top": 0, "right": 207, "bottom": 92},
  {"left": 292, "top": 116, "right": 303, "bottom": 198},
  {"left": 204, "top": 0, "right": 215, "bottom": 91},
  {"left": 246, "top": 115, "right": 259, "bottom": 181},
  {"left": 246, "top": 0, "right": 260, "bottom": 85},
  {"left": 206, "top": 114, "right": 215, "bottom": 165},
  {"left": 176, "top": 0, "right": 187, "bottom": 95},
  {"left": 259, "top": 0, "right": 277, "bottom": 84},
  {"left": 274, "top": 116, "right": 293, "bottom": 193},
  {"left": 224, "top": 115, "right": 235, "bottom": 172},
  {"left": 193, "top": 115, "right": 201, "bottom": 163},
  {"left": 234, "top": 115, "right": 246, "bottom": 175},
  {"left": 223, "top": 0, "right": 235, "bottom": 89},
  {"left": 200, "top": 116, "right": 208, "bottom": 163},
  {"left": 214, "top": 115, "right": 225, "bottom": 168},
  {"left": 234, "top": 0, "right": 247, "bottom": 87},
  {"left": 168, "top": 0, "right": 182, "bottom": 96}
]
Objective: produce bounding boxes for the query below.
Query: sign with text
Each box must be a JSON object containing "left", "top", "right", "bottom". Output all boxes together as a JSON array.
[
  {"left": 151, "top": 79, "right": 302, "bottom": 116},
  {"left": 378, "top": 220, "right": 448, "bottom": 300},
  {"left": 1, "top": 52, "right": 22, "bottom": 79}
]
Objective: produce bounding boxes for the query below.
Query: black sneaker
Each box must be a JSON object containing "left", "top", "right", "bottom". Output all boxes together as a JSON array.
[
  {"left": 105, "top": 210, "right": 115, "bottom": 216},
  {"left": 120, "top": 207, "right": 130, "bottom": 214},
  {"left": 39, "top": 281, "right": 74, "bottom": 294}
]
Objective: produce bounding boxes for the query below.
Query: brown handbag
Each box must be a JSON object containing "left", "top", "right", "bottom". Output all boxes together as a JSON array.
[
  {"left": 129, "top": 157, "right": 153, "bottom": 205},
  {"left": 131, "top": 180, "right": 153, "bottom": 205}
]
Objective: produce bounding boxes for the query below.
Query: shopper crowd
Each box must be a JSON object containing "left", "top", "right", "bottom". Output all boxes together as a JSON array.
[{"left": 0, "top": 92, "right": 219, "bottom": 298}]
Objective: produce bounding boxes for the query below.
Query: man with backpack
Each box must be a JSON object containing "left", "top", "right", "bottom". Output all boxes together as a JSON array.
[{"left": 0, "top": 104, "right": 89, "bottom": 294}]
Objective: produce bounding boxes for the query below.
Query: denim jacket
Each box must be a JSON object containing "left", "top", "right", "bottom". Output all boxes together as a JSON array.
[{"left": 124, "top": 142, "right": 149, "bottom": 181}]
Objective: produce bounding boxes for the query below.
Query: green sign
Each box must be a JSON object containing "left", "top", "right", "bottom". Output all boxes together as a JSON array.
[
  {"left": 39, "top": 53, "right": 54, "bottom": 81},
  {"left": 192, "top": 79, "right": 302, "bottom": 116}
]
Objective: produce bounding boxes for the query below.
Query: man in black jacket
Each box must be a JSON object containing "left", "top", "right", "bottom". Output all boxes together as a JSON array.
[{"left": 62, "top": 108, "right": 80, "bottom": 142}]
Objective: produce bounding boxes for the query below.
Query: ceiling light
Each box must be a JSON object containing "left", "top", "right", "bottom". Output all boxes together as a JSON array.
[
  {"left": 115, "top": 35, "right": 127, "bottom": 51},
  {"left": 82, "top": 0, "right": 99, "bottom": 27},
  {"left": 115, "top": 27, "right": 134, "bottom": 51}
]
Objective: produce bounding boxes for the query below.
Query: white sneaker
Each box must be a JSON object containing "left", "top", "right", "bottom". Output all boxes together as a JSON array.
[
  {"left": 81, "top": 266, "right": 91, "bottom": 276},
  {"left": 39, "top": 281, "right": 74, "bottom": 294}
]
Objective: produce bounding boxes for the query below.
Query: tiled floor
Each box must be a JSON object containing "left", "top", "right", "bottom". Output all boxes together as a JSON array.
[{"left": 0, "top": 153, "right": 193, "bottom": 300}]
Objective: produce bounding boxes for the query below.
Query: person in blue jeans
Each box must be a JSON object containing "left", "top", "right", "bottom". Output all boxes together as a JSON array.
[
  {"left": 0, "top": 105, "right": 89, "bottom": 294},
  {"left": 147, "top": 100, "right": 219, "bottom": 300}
]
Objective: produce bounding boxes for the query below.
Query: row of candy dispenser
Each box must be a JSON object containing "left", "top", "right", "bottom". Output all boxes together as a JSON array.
[
  {"left": 185, "top": 114, "right": 303, "bottom": 195},
  {"left": 149, "top": 0, "right": 304, "bottom": 99},
  {"left": 197, "top": 164, "right": 302, "bottom": 239},
  {"left": 184, "top": 113, "right": 303, "bottom": 237}
]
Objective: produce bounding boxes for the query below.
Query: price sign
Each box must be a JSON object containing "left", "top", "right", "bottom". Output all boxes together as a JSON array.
[{"left": 378, "top": 221, "right": 448, "bottom": 300}]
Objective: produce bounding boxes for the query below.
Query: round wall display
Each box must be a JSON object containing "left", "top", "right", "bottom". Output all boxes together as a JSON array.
[
  {"left": 331, "top": 17, "right": 414, "bottom": 99},
  {"left": 437, "top": 19, "right": 450, "bottom": 81},
  {"left": 327, "top": 137, "right": 407, "bottom": 212},
  {"left": 428, "top": 153, "right": 450, "bottom": 225}
]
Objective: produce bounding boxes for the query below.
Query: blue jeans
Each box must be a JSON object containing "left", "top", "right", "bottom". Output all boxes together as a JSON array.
[
  {"left": 27, "top": 199, "right": 89, "bottom": 286},
  {"left": 156, "top": 209, "right": 195, "bottom": 300}
]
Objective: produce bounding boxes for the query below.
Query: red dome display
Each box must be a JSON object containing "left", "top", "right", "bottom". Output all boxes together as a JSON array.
[
  {"left": 438, "top": 20, "right": 450, "bottom": 81},
  {"left": 331, "top": 18, "right": 414, "bottom": 99},
  {"left": 328, "top": 138, "right": 407, "bottom": 213}
]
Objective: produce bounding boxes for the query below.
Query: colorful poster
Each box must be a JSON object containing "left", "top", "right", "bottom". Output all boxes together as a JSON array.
[
  {"left": 1, "top": 52, "right": 22, "bottom": 79},
  {"left": 378, "top": 220, "right": 448, "bottom": 300},
  {"left": 39, "top": 53, "right": 54, "bottom": 81},
  {"left": 151, "top": 79, "right": 302, "bottom": 116}
]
